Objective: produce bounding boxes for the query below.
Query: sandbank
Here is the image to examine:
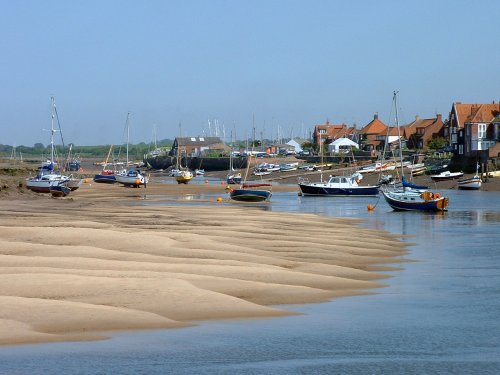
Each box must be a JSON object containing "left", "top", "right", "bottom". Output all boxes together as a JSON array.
[{"left": 0, "top": 178, "right": 408, "bottom": 346}]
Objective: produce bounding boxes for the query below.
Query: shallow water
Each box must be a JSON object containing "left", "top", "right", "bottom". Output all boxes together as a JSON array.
[{"left": 1, "top": 188, "right": 500, "bottom": 374}]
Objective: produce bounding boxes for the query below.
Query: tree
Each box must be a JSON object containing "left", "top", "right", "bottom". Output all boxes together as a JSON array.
[{"left": 427, "top": 137, "right": 447, "bottom": 150}]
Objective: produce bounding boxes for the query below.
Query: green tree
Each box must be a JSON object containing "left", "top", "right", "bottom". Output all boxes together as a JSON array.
[{"left": 427, "top": 137, "right": 447, "bottom": 150}]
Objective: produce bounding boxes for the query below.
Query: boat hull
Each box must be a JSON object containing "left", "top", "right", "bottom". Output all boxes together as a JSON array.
[
  {"left": 457, "top": 177, "right": 481, "bottom": 190},
  {"left": 230, "top": 189, "right": 272, "bottom": 202},
  {"left": 298, "top": 184, "right": 379, "bottom": 197},
  {"left": 382, "top": 191, "right": 448, "bottom": 211},
  {"left": 93, "top": 174, "right": 117, "bottom": 184},
  {"left": 50, "top": 185, "right": 71, "bottom": 197}
]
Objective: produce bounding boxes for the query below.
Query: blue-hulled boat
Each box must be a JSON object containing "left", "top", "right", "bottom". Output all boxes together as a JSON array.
[
  {"left": 298, "top": 173, "right": 379, "bottom": 197},
  {"left": 381, "top": 91, "right": 449, "bottom": 212},
  {"left": 93, "top": 170, "right": 117, "bottom": 184}
]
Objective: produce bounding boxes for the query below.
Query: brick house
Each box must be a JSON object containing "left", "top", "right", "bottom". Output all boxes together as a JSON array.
[
  {"left": 359, "top": 114, "right": 388, "bottom": 152},
  {"left": 401, "top": 114, "right": 444, "bottom": 149},
  {"left": 446, "top": 102, "right": 500, "bottom": 159}
]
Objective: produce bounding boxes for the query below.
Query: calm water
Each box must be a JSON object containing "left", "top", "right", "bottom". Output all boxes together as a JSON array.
[{"left": 1, "top": 188, "right": 500, "bottom": 374}]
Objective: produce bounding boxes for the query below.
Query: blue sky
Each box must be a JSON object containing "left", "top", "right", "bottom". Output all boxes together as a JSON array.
[{"left": 1, "top": 0, "right": 499, "bottom": 147}]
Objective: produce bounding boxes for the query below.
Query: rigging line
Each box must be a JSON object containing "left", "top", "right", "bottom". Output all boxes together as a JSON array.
[{"left": 53, "top": 103, "right": 66, "bottom": 150}]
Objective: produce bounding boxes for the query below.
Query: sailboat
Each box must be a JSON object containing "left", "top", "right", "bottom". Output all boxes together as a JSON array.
[
  {"left": 115, "top": 113, "right": 149, "bottom": 187},
  {"left": 26, "top": 97, "right": 70, "bottom": 193},
  {"left": 94, "top": 145, "right": 117, "bottom": 183},
  {"left": 174, "top": 147, "right": 194, "bottom": 184},
  {"left": 226, "top": 135, "right": 242, "bottom": 184},
  {"left": 229, "top": 127, "right": 271, "bottom": 202},
  {"left": 381, "top": 92, "right": 449, "bottom": 211}
]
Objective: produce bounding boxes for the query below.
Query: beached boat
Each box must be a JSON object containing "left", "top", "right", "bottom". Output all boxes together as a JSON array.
[
  {"left": 430, "top": 170, "right": 464, "bottom": 182},
  {"left": 26, "top": 97, "right": 70, "bottom": 193},
  {"left": 50, "top": 184, "right": 71, "bottom": 198},
  {"left": 115, "top": 113, "right": 149, "bottom": 187},
  {"left": 94, "top": 170, "right": 117, "bottom": 184},
  {"left": 175, "top": 170, "right": 194, "bottom": 184},
  {"left": 457, "top": 164, "right": 481, "bottom": 190},
  {"left": 298, "top": 173, "right": 379, "bottom": 196},
  {"left": 381, "top": 91, "right": 449, "bottom": 212},
  {"left": 227, "top": 173, "right": 242, "bottom": 184},
  {"left": 457, "top": 176, "right": 482, "bottom": 190}
]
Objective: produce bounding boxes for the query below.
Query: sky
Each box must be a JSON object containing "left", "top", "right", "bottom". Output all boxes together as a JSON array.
[{"left": 1, "top": 0, "right": 499, "bottom": 147}]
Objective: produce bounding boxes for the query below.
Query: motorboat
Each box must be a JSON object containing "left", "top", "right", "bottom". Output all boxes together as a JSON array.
[{"left": 298, "top": 172, "right": 379, "bottom": 196}]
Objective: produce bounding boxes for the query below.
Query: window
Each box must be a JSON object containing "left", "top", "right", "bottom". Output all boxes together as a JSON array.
[
  {"left": 478, "top": 124, "right": 486, "bottom": 139},
  {"left": 319, "top": 129, "right": 326, "bottom": 134}
]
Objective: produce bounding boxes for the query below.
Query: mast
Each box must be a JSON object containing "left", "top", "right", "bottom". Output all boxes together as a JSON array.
[
  {"left": 394, "top": 91, "right": 405, "bottom": 178},
  {"left": 50, "top": 96, "right": 56, "bottom": 166},
  {"left": 125, "top": 112, "right": 130, "bottom": 168}
]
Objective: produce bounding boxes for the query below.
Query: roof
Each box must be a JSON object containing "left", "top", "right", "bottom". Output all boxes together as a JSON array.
[
  {"left": 175, "top": 137, "right": 223, "bottom": 147},
  {"left": 360, "top": 115, "right": 388, "bottom": 135},
  {"left": 331, "top": 137, "right": 358, "bottom": 146},
  {"left": 453, "top": 103, "right": 500, "bottom": 126}
]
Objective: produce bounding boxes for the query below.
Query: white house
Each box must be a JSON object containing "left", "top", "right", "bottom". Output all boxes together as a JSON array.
[
  {"left": 286, "top": 138, "right": 307, "bottom": 153},
  {"left": 328, "top": 137, "right": 359, "bottom": 153}
]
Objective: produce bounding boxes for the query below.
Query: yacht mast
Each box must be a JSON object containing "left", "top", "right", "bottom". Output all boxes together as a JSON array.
[{"left": 394, "top": 91, "right": 404, "bottom": 178}]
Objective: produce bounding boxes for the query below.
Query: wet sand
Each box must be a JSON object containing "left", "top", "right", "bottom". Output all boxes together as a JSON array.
[{"left": 0, "top": 175, "right": 409, "bottom": 346}]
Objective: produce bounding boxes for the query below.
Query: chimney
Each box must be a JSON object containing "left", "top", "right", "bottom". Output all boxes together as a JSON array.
[
  {"left": 374, "top": 113, "right": 378, "bottom": 120},
  {"left": 415, "top": 115, "right": 420, "bottom": 121},
  {"left": 437, "top": 114, "right": 442, "bottom": 122}
]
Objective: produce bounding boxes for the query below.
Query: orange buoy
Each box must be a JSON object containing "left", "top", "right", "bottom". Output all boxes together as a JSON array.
[
  {"left": 367, "top": 204, "right": 375, "bottom": 211},
  {"left": 217, "top": 197, "right": 223, "bottom": 202},
  {"left": 135, "top": 179, "right": 141, "bottom": 185}
]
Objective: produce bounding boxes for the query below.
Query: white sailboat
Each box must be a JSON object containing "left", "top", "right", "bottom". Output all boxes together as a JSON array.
[
  {"left": 115, "top": 113, "right": 149, "bottom": 187},
  {"left": 26, "top": 97, "right": 70, "bottom": 193}
]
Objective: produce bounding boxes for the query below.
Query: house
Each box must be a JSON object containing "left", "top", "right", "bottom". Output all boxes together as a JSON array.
[
  {"left": 359, "top": 114, "right": 388, "bottom": 152},
  {"left": 446, "top": 102, "right": 500, "bottom": 159},
  {"left": 401, "top": 114, "right": 444, "bottom": 149},
  {"left": 171, "top": 137, "right": 232, "bottom": 157},
  {"left": 286, "top": 137, "right": 308, "bottom": 153},
  {"left": 313, "top": 121, "right": 354, "bottom": 146}
]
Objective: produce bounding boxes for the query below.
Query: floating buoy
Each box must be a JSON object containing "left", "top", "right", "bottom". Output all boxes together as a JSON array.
[
  {"left": 135, "top": 179, "right": 141, "bottom": 185},
  {"left": 367, "top": 204, "right": 375, "bottom": 211},
  {"left": 205, "top": 179, "right": 209, "bottom": 184},
  {"left": 298, "top": 191, "right": 302, "bottom": 196},
  {"left": 84, "top": 179, "right": 89, "bottom": 183},
  {"left": 217, "top": 197, "right": 223, "bottom": 202}
]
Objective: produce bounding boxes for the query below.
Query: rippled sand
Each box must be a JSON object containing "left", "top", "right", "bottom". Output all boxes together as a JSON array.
[{"left": 0, "top": 181, "right": 407, "bottom": 345}]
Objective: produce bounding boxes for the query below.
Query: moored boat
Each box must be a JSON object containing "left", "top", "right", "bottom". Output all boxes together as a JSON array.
[
  {"left": 229, "top": 184, "right": 272, "bottom": 202},
  {"left": 381, "top": 91, "right": 449, "bottom": 212},
  {"left": 430, "top": 170, "right": 464, "bottom": 182},
  {"left": 298, "top": 173, "right": 379, "bottom": 197}
]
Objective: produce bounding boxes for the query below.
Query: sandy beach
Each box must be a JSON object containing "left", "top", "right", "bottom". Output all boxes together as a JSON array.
[{"left": 0, "top": 167, "right": 413, "bottom": 346}]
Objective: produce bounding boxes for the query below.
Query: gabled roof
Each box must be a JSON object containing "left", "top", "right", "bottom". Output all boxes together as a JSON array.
[
  {"left": 453, "top": 103, "right": 500, "bottom": 126},
  {"left": 176, "top": 137, "right": 223, "bottom": 147},
  {"left": 314, "top": 122, "right": 353, "bottom": 140},
  {"left": 360, "top": 115, "right": 388, "bottom": 135}
]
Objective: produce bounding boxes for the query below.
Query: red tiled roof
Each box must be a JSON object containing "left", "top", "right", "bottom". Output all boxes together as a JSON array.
[
  {"left": 360, "top": 117, "right": 388, "bottom": 135},
  {"left": 454, "top": 103, "right": 500, "bottom": 126}
]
